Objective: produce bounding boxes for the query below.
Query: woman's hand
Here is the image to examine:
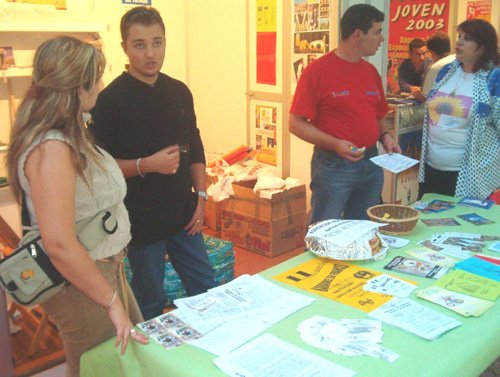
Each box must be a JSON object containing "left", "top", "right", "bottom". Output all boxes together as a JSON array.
[{"left": 107, "top": 297, "right": 149, "bottom": 355}]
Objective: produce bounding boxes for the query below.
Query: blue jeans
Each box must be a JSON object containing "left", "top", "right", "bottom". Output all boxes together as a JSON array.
[
  {"left": 127, "top": 230, "right": 215, "bottom": 320},
  {"left": 310, "top": 147, "right": 384, "bottom": 224}
]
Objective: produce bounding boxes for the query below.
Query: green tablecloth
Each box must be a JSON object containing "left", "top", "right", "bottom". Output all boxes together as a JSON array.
[{"left": 81, "top": 194, "right": 500, "bottom": 377}]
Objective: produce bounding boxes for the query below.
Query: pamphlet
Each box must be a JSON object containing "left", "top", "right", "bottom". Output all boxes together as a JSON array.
[
  {"left": 405, "top": 248, "right": 458, "bottom": 268},
  {"left": 454, "top": 257, "right": 500, "bottom": 282},
  {"left": 384, "top": 256, "right": 447, "bottom": 279},
  {"left": 434, "top": 270, "right": 500, "bottom": 301},
  {"left": 370, "top": 153, "right": 419, "bottom": 174},
  {"left": 416, "top": 286, "right": 494, "bottom": 317}
]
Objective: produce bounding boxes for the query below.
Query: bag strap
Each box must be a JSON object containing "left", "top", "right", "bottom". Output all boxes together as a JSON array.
[{"left": 21, "top": 191, "right": 32, "bottom": 236}]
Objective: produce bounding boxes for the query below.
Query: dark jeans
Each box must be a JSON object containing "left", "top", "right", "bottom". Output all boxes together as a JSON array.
[
  {"left": 310, "top": 146, "right": 384, "bottom": 223},
  {"left": 128, "top": 230, "right": 216, "bottom": 320},
  {"left": 419, "top": 163, "right": 458, "bottom": 199}
]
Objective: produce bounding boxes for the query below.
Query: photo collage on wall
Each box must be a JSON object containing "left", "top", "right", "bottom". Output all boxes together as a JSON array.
[
  {"left": 255, "top": 105, "right": 278, "bottom": 166},
  {"left": 291, "top": 0, "right": 330, "bottom": 91}
]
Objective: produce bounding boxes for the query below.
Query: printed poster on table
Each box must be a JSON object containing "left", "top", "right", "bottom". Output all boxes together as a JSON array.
[
  {"left": 255, "top": 105, "right": 278, "bottom": 166},
  {"left": 274, "top": 258, "right": 394, "bottom": 312},
  {"left": 256, "top": 0, "right": 277, "bottom": 85},
  {"left": 387, "top": 0, "right": 450, "bottom": 94},
  {"left": 291, "top": 0, "right": 331, "bottom": 93},
  {"left": 466, "top": 0, "right": 492, "bottom": 21}
]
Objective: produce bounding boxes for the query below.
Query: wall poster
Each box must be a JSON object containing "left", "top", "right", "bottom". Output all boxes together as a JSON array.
[
  {"left": 466, "top": 0, "right": 491, "bottom": 21},
  {"left": 291, "top": 0, "right": 331, "bottom": 93},
  {"left": 249, "top": 0, "right": 282, "bottom": 92},
  {"left": 386, "top": 0, "right": 450, "bottom": 94},
  {"left": 250, "top": 100, "right": 282, "bottom": 176},
  {"left": 256, "top": 0, "right": 277, "bottom": 85}
]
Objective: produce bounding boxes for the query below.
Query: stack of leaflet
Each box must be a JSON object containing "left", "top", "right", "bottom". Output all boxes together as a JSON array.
[{"left": 124, "top": 234, "right": 235, "bottom": 305}]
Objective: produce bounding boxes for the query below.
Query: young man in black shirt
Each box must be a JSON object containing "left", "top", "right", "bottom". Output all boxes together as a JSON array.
[{"left": 90, "top": 6, "right": 215, "bottom": 320}]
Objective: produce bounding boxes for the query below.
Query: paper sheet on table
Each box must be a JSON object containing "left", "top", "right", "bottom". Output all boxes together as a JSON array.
[
  {"left": 416, "top": 286, "right": 495, "bottom": 317},
  {"left": 370, "top": 153, "right": 419, "bottom": 174},
  {"left": 213, "top": 333, "right": 356, "bottom": 377},
  {"left": 174, "top": 274, "right": 315, "bottom": 324},
  {"left": 368, "top": 297, "right": 461, "bottom": 340}
]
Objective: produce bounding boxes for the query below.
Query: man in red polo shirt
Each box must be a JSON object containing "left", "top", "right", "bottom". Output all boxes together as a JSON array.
[{"left": 289, "top": 4, "right": 400, "bottom": 223}]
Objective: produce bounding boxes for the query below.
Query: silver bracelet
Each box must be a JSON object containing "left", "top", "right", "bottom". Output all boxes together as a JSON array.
[
  {"left": 105, "top": 289, "right": 117, "bottom": 311},
  {"left": 136, "top": 157, "right": 145, "bottom": 178}
]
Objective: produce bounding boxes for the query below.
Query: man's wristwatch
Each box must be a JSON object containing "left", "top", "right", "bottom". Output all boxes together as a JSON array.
[{"left": 197, "top": 191, "right": 208, "bottom": 201}]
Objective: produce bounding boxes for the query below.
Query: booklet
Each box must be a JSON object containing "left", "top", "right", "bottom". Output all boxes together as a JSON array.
[
  {"left": 434, "top": 270, "right": 500, "bottom": 301},
  {"left": 416, "top": 286, "right": 495, "bottom": 317},
  {"left": 384, "top": 256, "right": 447, "bottom": 279}
]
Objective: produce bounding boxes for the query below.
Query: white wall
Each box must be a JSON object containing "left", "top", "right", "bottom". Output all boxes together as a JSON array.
[{"left": 185, "top": 0, "right": 247, "bottom": 158}]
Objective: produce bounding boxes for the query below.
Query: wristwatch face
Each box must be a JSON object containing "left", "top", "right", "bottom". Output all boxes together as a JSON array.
[{"left": 198, "top": 191, "right": 208, "bottom": 200}]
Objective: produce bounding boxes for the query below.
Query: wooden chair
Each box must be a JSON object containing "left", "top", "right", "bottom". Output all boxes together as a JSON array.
[{"left": 0, "top": 214, "right": 56, "bottom": 357}]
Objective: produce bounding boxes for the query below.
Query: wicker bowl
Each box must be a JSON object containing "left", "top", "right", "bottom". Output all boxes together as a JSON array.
[{"left": 367, "top": 204, "right": 419, "bottom": 236}]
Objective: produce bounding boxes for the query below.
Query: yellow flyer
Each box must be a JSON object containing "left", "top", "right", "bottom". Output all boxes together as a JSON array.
[{"left": 274, "top": 258, "right": 393, "bottom": 312}]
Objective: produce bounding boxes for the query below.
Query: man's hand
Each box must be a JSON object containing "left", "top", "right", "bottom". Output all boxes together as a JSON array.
[
  {"left": 185, "top": 197, "right": 205, "bottom": 235},
  {"left": 142, "top": 145, "right": 180, "bottom": 175},
  {"left": 380, "top": 133, "right": 402, "bottom": 154},
  {"left": 334, "top": 140, "right": 366, "bottom": 161}
]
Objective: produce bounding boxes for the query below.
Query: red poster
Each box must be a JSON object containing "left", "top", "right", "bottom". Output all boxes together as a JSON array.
[
  {"left": 257, "top": 32, "right": 277, "bottom": 85},
  {"left": 387, "top": 0, "right": 450, "bottom": 93}
]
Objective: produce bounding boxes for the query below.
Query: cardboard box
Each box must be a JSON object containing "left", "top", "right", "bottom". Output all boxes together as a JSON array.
[
  {"left": 221, "top": 180, "right": 307, "bottom": 257},
  {"left": 204, "top": 197, "right": 227, "bottom": 231}
]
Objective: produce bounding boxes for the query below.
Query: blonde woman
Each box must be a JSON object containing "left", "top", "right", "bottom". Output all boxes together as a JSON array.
[{"left": 7, "top": 36, "right": 147, "bottom": 376}]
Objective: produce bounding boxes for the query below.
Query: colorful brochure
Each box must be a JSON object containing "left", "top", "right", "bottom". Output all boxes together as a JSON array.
[{"left": 384, "top": 256, "right": 447, "bottom": 279}]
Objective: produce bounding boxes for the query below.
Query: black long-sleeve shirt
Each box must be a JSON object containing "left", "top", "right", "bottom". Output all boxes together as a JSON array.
[{"left": 90, "top": 72, "right": 205, "bottom": 246}]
